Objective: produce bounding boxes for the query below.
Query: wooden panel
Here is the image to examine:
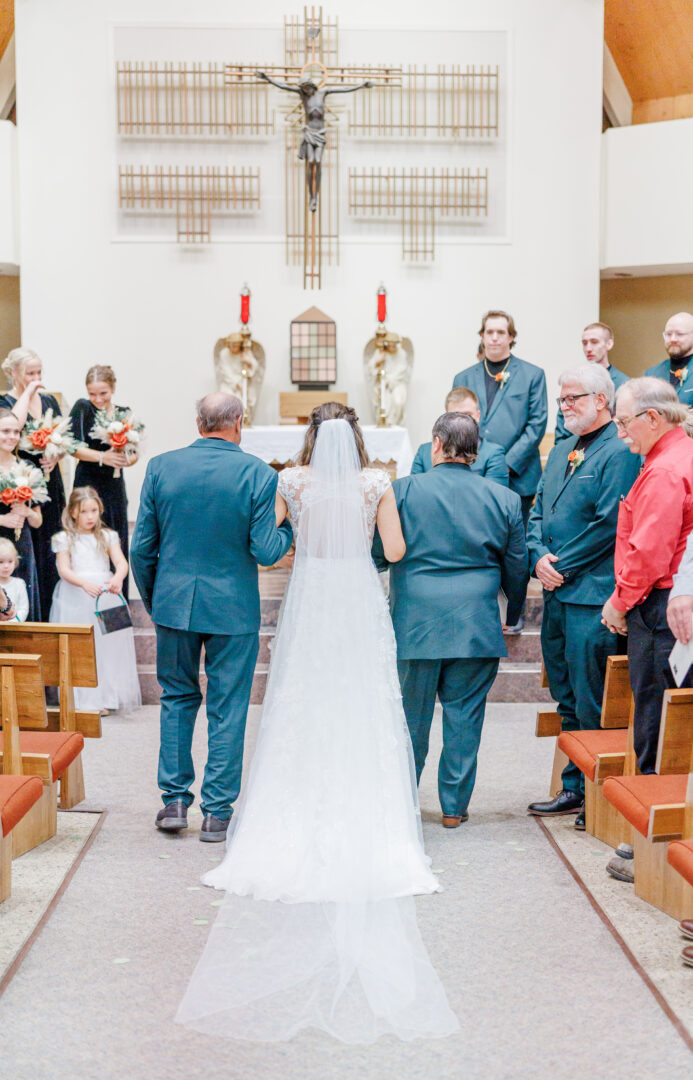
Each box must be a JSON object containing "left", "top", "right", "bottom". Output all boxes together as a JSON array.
[
  {"left": 0, "top": 625, "right": 97, "bottom": 687},
  {"left": 584, "top": 776, "right": 631, "bottom": 849},
  {"left": 44, "top": 707, "right": 101, "bottom": 739},
  {"left": 0, "top": 1, "right": 13, "bottom": 65},
  {"left": 601, "top": 655, "right": 632, "bottom": 729},
  {"left": 0, "top": 750, "right": 51, "bottom": 781},
  {"left": 633, "top": 93, "right": 693, "bottom": 124},
  {"left": 648, "top": 803, "right": 685, "bottom": 840},
  {"left": 0, "top": 654, "right": 47, "bottom": 730},
  {"left": 279, "top": 391, "right": 348, "bottom": 423},
  {"left": 535, "top": 708, "right": 562, "bottom": 738},
  {"left": 550, "top": 745, "right": 569, "bottom": 798},
  {"left": 634, "top": 830, "right": 693, "bottom": 920},
  {"left": 594, "top": 751, "right": 626, "bottom": 782},
  {"left": 605, "top": 1, "right": 693, "bottom": 102},
  {"left": 0, "top": 833, "right": 10, "bottom": 903},
  {"left": 656, "top": 689, "right": 693, "bottom": 775},
  {"left": 11, "top": 781, "right": 57, "bottom": 858},
  {"left": 540, "top": 662, "right": 549, "bottom": 690}
]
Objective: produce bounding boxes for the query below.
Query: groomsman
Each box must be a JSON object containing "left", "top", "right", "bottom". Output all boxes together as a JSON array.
[
  {"left": 645, "top": 312, "right": 693, "bottom": 401},
  {"left": 453, "top": 310, "right": 547, "bottom": 631},
  {"left": 411, "top": 385, "right": 508, "bottom": 484},
  {"left": 526, "top": 366, "right": 640, "bottom": 825},
  {"left": 373, "top": 412, "right": 528, "bottom": 827},
  {"left": 554, "top": 323, "right": 629, "bottom": 441}
]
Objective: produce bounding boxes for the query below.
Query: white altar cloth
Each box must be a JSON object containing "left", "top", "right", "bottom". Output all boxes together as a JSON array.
[{"left": 241, "top": 425, "right": 414, "bottom": 477}]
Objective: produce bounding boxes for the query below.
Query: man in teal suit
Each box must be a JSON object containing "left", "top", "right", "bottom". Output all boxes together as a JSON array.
[
  {"left": 373, "top": 412, "right": 529, "bottom": 827},
  {"left": 131, "top": 394, "right": 292, "bottom": 841},
  {"left": 411, "top": 385, "right": 508, "bottom": 485},
  {"left": 526, "top": 366, "right": 640, "bottom": 825},
  {"left": 645, "top": 311, "right": 693, "bottom": 402},
  {"left": 554, "top": 322, "right": 629, "bottom": 441}
]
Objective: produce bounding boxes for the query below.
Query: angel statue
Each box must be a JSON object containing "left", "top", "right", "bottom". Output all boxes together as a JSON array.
[
  {"left": 257, "top": 70, "right": 373, "bottom": 212},
  {"left": 213, "top": 328, "right": 266, "bottom": 426},
  {"left": 363, "top": 328, "right": 414, "bottom": 427}
]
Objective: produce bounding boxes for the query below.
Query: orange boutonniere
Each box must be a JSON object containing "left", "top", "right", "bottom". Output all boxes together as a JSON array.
[
  {"left": 567, "top": 449, "right": 585, "bottom": 474},
  {"left": 674, "top": 367, "right": 689, "bottom": 387}
]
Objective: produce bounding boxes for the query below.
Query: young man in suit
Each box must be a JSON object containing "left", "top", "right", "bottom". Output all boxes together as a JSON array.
[
  {"left": 645, "top": 312, "right": 693, "bottom": 402},
  {"left": 411, "top": 385, "right": 508, "bottom": 485},
  {"left": 131, "top": 394, "right": 293, "bottom": 841},
  {"left": 553, "top": 322, "right": 629, "bottom": 441}
]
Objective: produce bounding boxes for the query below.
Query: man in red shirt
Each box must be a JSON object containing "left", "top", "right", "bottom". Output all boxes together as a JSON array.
[{"left": 602, "top": 376, "right": 693, "bottom": 767}]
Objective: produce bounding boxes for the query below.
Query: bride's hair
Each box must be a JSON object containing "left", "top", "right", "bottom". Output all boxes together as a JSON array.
[{"left": 297, "top": 402, "right": 370, "bottom": 468}]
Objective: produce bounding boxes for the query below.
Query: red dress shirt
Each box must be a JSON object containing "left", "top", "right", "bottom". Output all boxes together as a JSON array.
[{"left": 610, "top": 427, "right": 693, "bottom": 613}]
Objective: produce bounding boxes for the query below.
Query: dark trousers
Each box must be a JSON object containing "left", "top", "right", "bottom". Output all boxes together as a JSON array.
[
  {"left": 515, "top": 494, "right": 535, "bottom": 618},
  {"left": 541, "top": 593, "right": 614, "bottom": 795},
  {"left": 155, "top": 625, "right": 258, "bottom": 818},
  {"left": 397, "top": 656, "right": 499, "bottom": 816},
  {"left": 626, "top": 588, "right": 692, "bottom": 774}
]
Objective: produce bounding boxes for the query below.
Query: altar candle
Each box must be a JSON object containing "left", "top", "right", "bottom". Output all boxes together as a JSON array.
[
  {"left": 240, "top": 284, "right": 251, "bottom": 325},
  {"left": 377, "top": 284, "right": 387, "bottom": 325}
]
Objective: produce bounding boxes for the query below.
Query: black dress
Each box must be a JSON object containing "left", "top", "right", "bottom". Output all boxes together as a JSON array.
[
  {"left": 69, "top": 398, "right": 130, "bottom": 598},
  {"left": 0, "top": 509, "right": 40, "bottom": 621},
  {"left": 0, "top": 392, "right": 67, "bottom": 621}
]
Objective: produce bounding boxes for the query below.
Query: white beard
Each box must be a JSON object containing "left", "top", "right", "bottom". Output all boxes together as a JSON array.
[{"left": 564, "top": 400, "right": 598, "bottom": 436}]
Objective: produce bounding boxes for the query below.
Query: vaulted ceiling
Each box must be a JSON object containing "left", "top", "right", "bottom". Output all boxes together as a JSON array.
[
  {"left": 605, "top": 0, "right": 693, "bottom": 101},
  {"left": 0, "top": 1, "right": 13, "bottom": 63}
]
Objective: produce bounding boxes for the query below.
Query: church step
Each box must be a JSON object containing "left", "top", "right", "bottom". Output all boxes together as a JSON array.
[
  {"left": 503, "top": 629, "right": 541, "bottom": 662},
  {"left": 489, "top": 663, "right": 553, "bottom": 703},
  {"left": 134, "top": 627, "right": 274, "bottom": 666},
  {"left": 138, "top": 664, "right": 268, "bottom": 706}
]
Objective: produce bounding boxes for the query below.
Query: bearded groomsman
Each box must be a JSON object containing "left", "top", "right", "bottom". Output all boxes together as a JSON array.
[
  {"left": 526, "top": 366, "right": 640, "bottom": 826},
  {"left": 554, "top": 322, "right": 629, "bottom": 441},
  {"left": 645, "top": 312, "right": 693, "bottom": 401}
]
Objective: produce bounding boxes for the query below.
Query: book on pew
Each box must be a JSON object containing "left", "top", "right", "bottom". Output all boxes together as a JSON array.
[{"left": 669, "top": 631, "right": 693, "bottom": 687}]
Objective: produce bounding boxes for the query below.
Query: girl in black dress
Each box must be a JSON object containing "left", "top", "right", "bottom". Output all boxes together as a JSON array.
[
  {"left": 0, "top": 348, "right": 66, "bottom": 621},
  {"left": 69, "top": 365, "right": 138, "bottom": 598},
  {"left": 0, "top": 409, "right": 42, "bottom": 620}
]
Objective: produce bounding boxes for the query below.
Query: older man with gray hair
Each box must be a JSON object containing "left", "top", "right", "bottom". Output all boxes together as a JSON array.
[
  {"left": 131, "top": 393, "right": 293, "bottom": 841},
  {"left": 526, "top": 365, "right": 640, "bottom": 823}
]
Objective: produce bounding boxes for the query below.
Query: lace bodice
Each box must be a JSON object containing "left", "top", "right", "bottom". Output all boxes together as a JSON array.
[{"left": 278, "top": 466, "right": 391, "bottom": 540}]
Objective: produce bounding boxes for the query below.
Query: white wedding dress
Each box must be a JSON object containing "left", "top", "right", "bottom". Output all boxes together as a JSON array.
[{"left": 176, "top": 420, "right": 458, "bottom": 1043}]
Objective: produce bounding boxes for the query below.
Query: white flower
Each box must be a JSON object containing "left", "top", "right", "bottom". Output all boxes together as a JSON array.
[
  {"left": 50, "top": 433, "right": 64, "bottom": 446},
  {"left": 107, "top": 421, "right": 124, "bottom": 434},
  {"left": 126, "top": 430, "right": 140, "bottom": 445}
]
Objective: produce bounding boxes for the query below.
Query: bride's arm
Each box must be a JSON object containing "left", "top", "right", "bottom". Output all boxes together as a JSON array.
[
  {"left": 376, "top": 486, "right": 406, "bottom": 563},
  {"left": 275, "top": 491, "right": 288, "bottom": 526}
]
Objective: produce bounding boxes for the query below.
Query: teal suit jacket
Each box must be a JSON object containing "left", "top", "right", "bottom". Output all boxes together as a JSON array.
[
  {"left": 645, "top": 357, "right": 693, "bottom": 404},
  {"left": 554, "top": 364, "right": 629, "bottom": 442},
  {"left": 131, "top": 439, "right": 293, "bottom": 635},
  {"left": 410, "top": 438, "right": 509, "bottom": 485},
  {"left": 453, "top": 355, "right": 547, "bottom": 497},
  {"left": 526, "top": 423, "right": 640, "bottom": 606},
  {"left": 373, "top": 464, "right": 529, "bottom": 659}
]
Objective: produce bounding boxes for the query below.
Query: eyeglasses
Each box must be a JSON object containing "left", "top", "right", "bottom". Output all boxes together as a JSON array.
[
  {"left": 613, "top": 410, "right": 650, "bottom": 431},
  {"left": 556, "top": 393, "right": 592, "bottom": 408}
]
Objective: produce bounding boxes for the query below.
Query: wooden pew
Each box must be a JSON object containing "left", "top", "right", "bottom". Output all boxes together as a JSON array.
[
  {"left": 0, "top": 774, "right": 43, "bottom": 902},
  {"left": 0, "top": 624, "right": 99, "bottom": 809},
  {"left": 0, "top": 653, "right": 84, "bottom": 853}
]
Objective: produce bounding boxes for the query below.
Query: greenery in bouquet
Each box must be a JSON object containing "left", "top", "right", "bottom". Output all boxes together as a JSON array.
[
  {"left": 0, "top": 460, "right": 50, "bottom": 539},
  {"left": 90, "top": 407, "right": 145, "bottom": 477}
]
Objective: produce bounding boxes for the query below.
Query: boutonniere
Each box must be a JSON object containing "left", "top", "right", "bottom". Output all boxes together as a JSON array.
[
  {"left": 567, "top": 449, "right": 585, "bottom": 474},
  {"left": 495, "top": 370, "right": 510, "bottom": 386},
  {"left": 674, "top": 366, "right": 689, "bottom": 387}
]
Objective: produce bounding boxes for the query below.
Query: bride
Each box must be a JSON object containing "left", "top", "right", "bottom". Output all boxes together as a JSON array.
[{"left": 176, "top": 403, "right": 458, "bottom": 1043}]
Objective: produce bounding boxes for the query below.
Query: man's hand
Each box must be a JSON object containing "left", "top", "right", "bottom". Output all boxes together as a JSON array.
[
  {"left": 667, "top": 595, "right": 693, "bottom": 644},
  {"left": 601, "top": 598, "right": 628, "bottom": 636},
  {"left": 273, "top": 552, "right": 295, "bottom": 570},
  {"left": 534, "top": 553, "right": 564, "bottom": 591}
]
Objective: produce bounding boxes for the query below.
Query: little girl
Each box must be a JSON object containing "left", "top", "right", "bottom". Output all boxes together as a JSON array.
[
  {"left": 50, "top": 486, "right": 141, "bottom": 712},
  {"left": 0, "top": 538, "right": 29, "bottom": 621}
]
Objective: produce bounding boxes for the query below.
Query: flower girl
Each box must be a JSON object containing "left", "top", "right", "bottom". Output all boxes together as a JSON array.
[
  {"left": 50, "top": 486, "right": 141, "bottom": 712},
  {"left": 0, "top": 538, "right": 29, "bottom": 621}
]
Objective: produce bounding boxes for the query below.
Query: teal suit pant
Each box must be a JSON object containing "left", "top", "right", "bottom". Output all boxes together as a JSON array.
[
  {"left": 155, "top": 625, "right": 258, "bottom": 818},
  {"left": 540, "top": 593, "right": 613, "bottom": 796},
  {"left": 397, "top": 657, "right": 499, "bottom": 816}
]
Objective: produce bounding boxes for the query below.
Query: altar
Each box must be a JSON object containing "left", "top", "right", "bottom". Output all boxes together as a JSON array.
[{"left": 241, "top": 425, "right": 414, "bottom": 478}]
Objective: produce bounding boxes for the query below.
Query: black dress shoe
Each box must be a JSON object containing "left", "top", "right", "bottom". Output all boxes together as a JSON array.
[
  {"left": 155, "top": 799, "right": 188, "bottom": 832},
  {"left": 574, "top": 808, "right": 586, "bottom": 830},
  {"left": 527, "top": 790, "right": 583, "bottom": 816},
  {"left": 200, "top": 814, "right": 231, "bottom": 843}
]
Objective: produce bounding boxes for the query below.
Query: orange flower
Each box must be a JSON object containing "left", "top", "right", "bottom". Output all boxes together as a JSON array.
[
  {"left": 567, "top": 451, "right": 578, "bottom": 462},
  {"left": 13, "top": 486, "right": 34, "bottom": 503},
  {"left": 30, "top": 428, "right": 52, "bottom": 450},
  {"left": 0, "top": 488, "right": 16, "bottom": 505},
  {"left": 110, "top": 432, "right": 129, "bottom": 449},
  {"left": 675, "top": 369, "right": 684, "bottom": 379}
]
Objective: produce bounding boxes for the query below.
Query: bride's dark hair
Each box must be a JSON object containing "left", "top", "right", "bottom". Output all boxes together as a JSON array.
[{"left": 297, "top": 402, "right": 370, "bottom": 468}]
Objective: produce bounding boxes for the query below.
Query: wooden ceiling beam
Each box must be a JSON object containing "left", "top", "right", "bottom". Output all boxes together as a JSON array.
[{"left": 605, "top": 0, "right": 693, "bottom": 102}]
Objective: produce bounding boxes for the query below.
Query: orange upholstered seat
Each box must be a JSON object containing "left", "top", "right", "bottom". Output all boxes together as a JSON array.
[
  {"left": 0, "top": 775, "right": 43, "bottom": 837},
  {"left": 668, "top": 840, "right": 693, "bottom": 887},
  {"left": 18, "top": 731, "right": 84, "bottom": 783},
  {"left": 603, "top": 774, "right": 688, "bottom": 837},
  {"left": 558, "top": 729, "right": 628, "bottom": 783}
]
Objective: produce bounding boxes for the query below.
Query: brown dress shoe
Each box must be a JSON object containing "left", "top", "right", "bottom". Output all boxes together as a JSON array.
[
  {"left": 680, "top": 919, "right": 693, "bottom": 940},
  {"left": 442, "top": 813, "right": 469, "bottom": 829},
  {"left": 682, "top": 945, "right": 693, "bottom": 967}
]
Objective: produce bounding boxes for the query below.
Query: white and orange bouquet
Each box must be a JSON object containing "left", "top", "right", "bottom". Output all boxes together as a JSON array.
[
  {"left": 19, "top": 410, "right": 84, "bottom": 476},
  {"left": 90, "top": 407, "right": 145, "bottom": 478},
  {"left": 0, "top": 461, "right": 50, "bottom": 539}
]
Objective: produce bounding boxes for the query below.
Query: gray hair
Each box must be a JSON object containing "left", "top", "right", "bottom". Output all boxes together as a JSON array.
[
  {"left": 432, "top": 412, "right": 479, "bottom": 464},
  {"left": 559, "top": 364, "right": 615, "bottom": 410},
  {"left": 195, "top": 392, "right": 243, "bottom": 434},
  {"left": 616, "top": 377, "right": 689, "bottom": 425},
  {"left": 1, "top": 347, "right": 40, "bottom": 380}
]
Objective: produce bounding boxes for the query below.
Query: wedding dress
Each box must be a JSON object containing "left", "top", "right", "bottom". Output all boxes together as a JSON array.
[{"left": 176, "top": 419, "right": 458, "bottom": 1043}]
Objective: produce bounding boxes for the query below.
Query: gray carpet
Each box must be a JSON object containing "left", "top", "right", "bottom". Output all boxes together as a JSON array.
[{"left": 1, "top": 703, "right": 691, "bottom": 1079}]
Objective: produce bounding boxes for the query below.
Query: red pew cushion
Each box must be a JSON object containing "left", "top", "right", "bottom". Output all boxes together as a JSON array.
[
  {"left": 668, "top": 839, "right": 693, "bottom": 887},
  {"left": 18, "top": 732, "right": 84, "bottom": 783},
  {"left": 558, "top": 729, "right": 628, "bottom": 783},
  {"left": 603, "top": 774, "right": 688, "bottom": 838},
  {"left": 0, "top": 774, "right": 43, "bottom": 837}
]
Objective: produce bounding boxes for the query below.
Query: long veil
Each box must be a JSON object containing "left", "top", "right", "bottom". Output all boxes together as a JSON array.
[{"left": 176, "top": 420, "right": 459, "bottom": 1042}]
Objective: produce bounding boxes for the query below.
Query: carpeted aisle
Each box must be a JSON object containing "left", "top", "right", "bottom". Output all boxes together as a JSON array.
[{"left": 0, "top": 703, "right": 691, "bottom": 1079}]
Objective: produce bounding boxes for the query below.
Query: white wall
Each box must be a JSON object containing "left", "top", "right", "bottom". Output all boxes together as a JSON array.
[
  {"left": 14, "top": 0, "right": 604, "bottom": 509},
  {"left": 0, "top": 120, "right": 19, "bottom": 271},
  {"left": 601, "top": 117, "right": 693, "bottom": 276}
]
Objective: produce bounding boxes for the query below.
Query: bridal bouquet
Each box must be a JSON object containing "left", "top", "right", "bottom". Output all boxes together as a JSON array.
[
  {"left": 90, "top": 408, "right": 145, "bottom": 478},
  {"left": 19, "top": 410, "right": 84, "bottom": 477},
  {"left": 0, "top": 461, "right": 50, "bottom": 539}
]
